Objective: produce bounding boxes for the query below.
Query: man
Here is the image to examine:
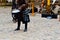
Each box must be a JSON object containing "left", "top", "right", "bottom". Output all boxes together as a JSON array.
[
  {"left": 51, "top": 1, "right": 60, "bottom": 14},
  {"left": 14, "top": 0, "right": 30, "bottom": 32},
  {"left": 52, "top": 4, "right": 60, "bottom": 14}
]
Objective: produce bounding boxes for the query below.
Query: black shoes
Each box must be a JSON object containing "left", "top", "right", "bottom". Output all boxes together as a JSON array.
[
  {"left": 14, "top": 28, "right": 27, "bottom": 32},
  {"left": 15, "top": 28, "right": 20, "bottom": 31},
  {"left": 24, "top": 29, "right": 27, "bottom": 32}
]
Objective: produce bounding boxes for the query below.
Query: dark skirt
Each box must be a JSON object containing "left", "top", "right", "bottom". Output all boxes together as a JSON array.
[
  {"left": 18, "top": 12, "right": 30, "bottom": 24},
  {"left": 12, "top": 9, "right": 30, "bottom": 23}
]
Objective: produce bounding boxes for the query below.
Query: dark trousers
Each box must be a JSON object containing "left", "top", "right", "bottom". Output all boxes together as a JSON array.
[{"left": 17, "top": 14, "right": 27, "bottom": 30}]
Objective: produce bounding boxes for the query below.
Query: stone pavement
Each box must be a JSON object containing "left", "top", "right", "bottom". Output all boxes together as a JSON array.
[{"left": 0, "top": 7, "right": 60, "bottom": 40}]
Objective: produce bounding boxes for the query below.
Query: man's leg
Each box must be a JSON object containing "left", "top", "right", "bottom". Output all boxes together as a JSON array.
[
  {"left": 24, "top": 22, "right": 28, "bottom": 32},
  {"left": 15, "top": 17, "right": 21, "bottom": 31}
]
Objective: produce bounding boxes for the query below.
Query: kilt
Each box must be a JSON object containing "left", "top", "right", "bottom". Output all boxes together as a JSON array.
[
  {"left": 22, "top": 9, "right": 30, "bottom": 23},
  {"left": 12, "top": 9, "right": 30, "bottom": 23},
  {"left": 23, "top": 15, "right": 30, "bottom": 23},
  {"left": 18, "top": 12, "right": 30, "bottom": 24}
]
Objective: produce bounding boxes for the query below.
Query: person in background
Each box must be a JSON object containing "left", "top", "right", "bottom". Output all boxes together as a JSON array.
[
  {"left": 52, "top": 4, "right": 60, "bottom": 14},
  {"left": 12, "top": 0, "right": 18, "bottom": 23},
  {"left": 52, "top": 2, "right": 60, "bottom": 14}
]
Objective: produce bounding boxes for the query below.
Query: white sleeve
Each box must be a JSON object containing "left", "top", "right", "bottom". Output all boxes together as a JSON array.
[{"left": 52, "top": 0, "right": 56, "bottom": 4}]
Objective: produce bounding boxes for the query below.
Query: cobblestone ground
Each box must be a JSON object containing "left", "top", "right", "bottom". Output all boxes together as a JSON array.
[{"left": 0, "top": 7, "right": 60, "bottom": 40}]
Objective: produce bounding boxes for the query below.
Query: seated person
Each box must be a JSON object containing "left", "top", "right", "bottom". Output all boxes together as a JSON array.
[{"left": 51, "top": 4, "right": 60, "bottom": 14}]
